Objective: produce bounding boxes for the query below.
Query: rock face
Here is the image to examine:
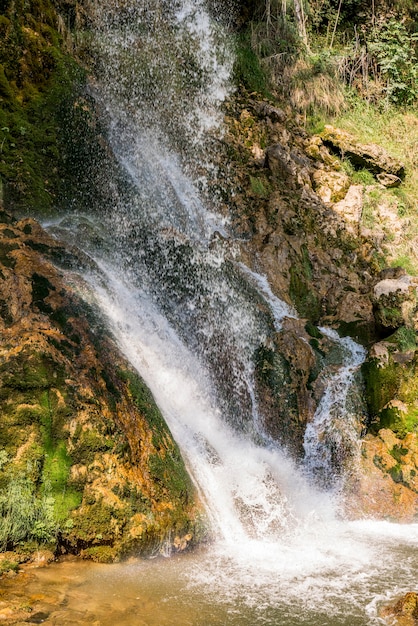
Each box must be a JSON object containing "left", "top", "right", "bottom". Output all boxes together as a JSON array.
[
  {"left": 373, "top": 270, "right": 418, "bottom": 331},
  {"left": 0, "top": 210, "right": 202, "bottom": 561},
  {"left": 348, "top": 429, "right": 418, "bottom": 521},
  {"left": 321, "top": 125, "right": 405, "bottom": 179},
  {"left": 223, "top": 94, "right": 376, "bottom": 344},
  {"left": 220, "top": 92, "right": 418, "bottom": 517}
]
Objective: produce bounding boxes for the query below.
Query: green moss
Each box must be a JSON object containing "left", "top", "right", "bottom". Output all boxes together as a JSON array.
[
  {"left": 386, "top": 326, "right": 417, "bottom": 352},
  {"left": 390, "top": 443, "right": 409, "bottom": 462},
  {"left": 363, "top": 358, "right": 399, "bottom": 420},
  {"left": 119, "top": 369, "right": 168, "bottom": 448},
  {"left": 388, "top": 463, "right": 404, "bottom": 484},
  {"left": 71, "top": 429, "right": 113, "bottom": 465},
  {"left": 1, "top": 352, "right": 65, "bottom": 390},
  {"left": 305, "top": 322, "right": 323, "bottom": 339},
  {"left": 68, "top": 501, "right": 116, "bottom": 543},
  {"left": 233, "top": 31, "right": 270, "bottom": 95},
  {"left": 377, "top": 305, "right": 404, "bottom": 329},
  {"left": 363, "top": 353, "right": 418, "bottom": 436},
  {"left": 337, "top": 320, "right": 376, "bottom": 346},
  {"left": 289, "top": 246, "right": 321, "bottom": 321},
  {"left": 31, "top": 272, "right": 55, "bottom": 314},
  {"left": 82, "top": 546, "right": 118, "bottom": 563},
  {"left": 0, "top": 241, "right": 18, "bottom": 268},
  {"left": 0, "top": 559, "right": 19, "bottom": 575},
  {"left": 249, "top": 175, "right": 271, "bottom": 198},
  {"left": 148, "top": 447, "right": 193, "bottom": 505},
  {"left": 0, "top": 0, "right": 87, "bottom": 214}
]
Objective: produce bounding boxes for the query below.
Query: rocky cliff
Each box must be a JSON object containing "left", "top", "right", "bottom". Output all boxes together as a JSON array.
[
  {"left": 0, "top": 209, "right": 202, "bottom": 562},
  {"left": 219, "top": 89, "right": 418, "bottom": 518}
]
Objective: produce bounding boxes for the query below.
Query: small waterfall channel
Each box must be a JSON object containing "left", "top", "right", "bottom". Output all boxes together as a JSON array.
[{"left": 42, "top": 1, "right": 418, "bottom": 623}]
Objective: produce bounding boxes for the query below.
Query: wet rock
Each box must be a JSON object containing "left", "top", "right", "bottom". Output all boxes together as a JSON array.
[
  {"left": 380, "top": 592, "right": 418, "bottom": 625},
  {"left": 0, "top": 212, "right": 202, "bottom": 562},
  {"left": 361, "top": 326, "right": 418, "bottom": 438},
  {"left": 321, "top": 125, "right": 405, "bottom": 179}
]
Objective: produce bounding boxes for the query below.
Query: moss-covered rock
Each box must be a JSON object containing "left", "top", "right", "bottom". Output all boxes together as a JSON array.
[
  {"left": 363, "top": 335, "right": 418, "bottom": 437},
  {"left": 0, "top": 0, "right": 84, "bottom": 213},
  {"left": 346, "top": 428, "right": 418, "bottom": 521},
  {"left": 0, "top": 212, "right": 203, "bottom": 560}
]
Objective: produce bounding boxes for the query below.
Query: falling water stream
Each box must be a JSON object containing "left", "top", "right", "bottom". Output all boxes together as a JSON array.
[{"left": 30, "top": 0, "right": 418, "bottom": 623}]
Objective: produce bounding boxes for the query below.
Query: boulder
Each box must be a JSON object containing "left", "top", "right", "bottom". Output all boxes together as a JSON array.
[
  {"left": 321, "top": 125, "right": 405, "bottom": 179},
  {"left": 380, "top": 592, "right": 418, "bottom": 626},
  {"left": 373, "top": 272, "right": 418, "bottom": 331},
  {"left": 312, "top": 169, "right": 350, "bottom": 203}
]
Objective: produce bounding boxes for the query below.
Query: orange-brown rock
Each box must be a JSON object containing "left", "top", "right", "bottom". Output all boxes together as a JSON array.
[
  {"left": 0, "top": 210, "right": 202, "bottom": 561},
  {"left": 380, "top": 592, "right": 418, "bottom": 626},
  {"left": 346, "top": 429, "right": 418, "bottom": 521}
]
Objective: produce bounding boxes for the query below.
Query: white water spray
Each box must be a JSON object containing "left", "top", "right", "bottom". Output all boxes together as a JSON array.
[{"left": 303, "top": 327, "right": 367, "bottom": 486}]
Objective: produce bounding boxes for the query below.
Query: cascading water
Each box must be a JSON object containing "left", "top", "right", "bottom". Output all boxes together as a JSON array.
[
  {"left": 44, "top": 1, "right": 418, "bottom": 623},
  {"left": 303, "top": 327, "right": 367, "bottom": 487}
]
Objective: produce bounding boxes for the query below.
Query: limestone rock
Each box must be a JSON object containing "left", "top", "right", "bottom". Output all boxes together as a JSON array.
[
  {"left": 0, "top": 210, "right": 202, "bottom": 561},
  {"left": 265, "top": 143, "right": 298, "bottom": 180},
  {"left": 332, "top": 184, "right": 363, "bottom": 235},
  {"left": 321, "top": 125, "right": 405, "bottom": 179},
  {"left": 312, "top": 169, "right": 350, "bottom": 203},
  {"left": 305, "top": 135, "right": 341, "bottom": 168},
  {"left": 377, "top": 172, "right": 402, "bottom": 188},
  {"left": 380, "top": 592, "right": 418, "bottom": 626},
  {"left": 373, "top": 272, "right": 418, "bottom": 330},
  {"left": 347, "top": 429, "right": 418, "bottom": 522}
]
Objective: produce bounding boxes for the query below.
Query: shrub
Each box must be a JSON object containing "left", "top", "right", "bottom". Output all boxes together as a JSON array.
[
  {"left": 0, "top": 476, "right": 57, "bottom": 550},
  {"left": 369, "top": 20, "right": 418, "bottom": 106}
]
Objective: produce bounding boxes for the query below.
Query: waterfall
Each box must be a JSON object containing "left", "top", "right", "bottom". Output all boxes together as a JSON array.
[
  {"left": 46, "top": 0, "right": 370, "bottom": 540},
  {"left": 41, "top": 3, "right": 418, "bottom": 623},
  {"left": 303, "top": 327, "right": 367, "bottom": 487}
]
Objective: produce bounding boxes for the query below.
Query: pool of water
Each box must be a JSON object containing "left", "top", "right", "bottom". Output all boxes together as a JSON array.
[{"left": 3, "top": 520, "right": 417, "bottom": 626}]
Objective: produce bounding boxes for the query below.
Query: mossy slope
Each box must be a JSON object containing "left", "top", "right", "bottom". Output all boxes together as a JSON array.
[{"left": 0, "top": 211, "right": 203, "bottom": 561}]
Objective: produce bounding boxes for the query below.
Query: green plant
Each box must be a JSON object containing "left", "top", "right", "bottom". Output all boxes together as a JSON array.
[
  {"left": 233, "top": 32, "right": 270, "bottom": 94},
  {"left": 387, "top": 326, "right": 417, "bottom": 352},
  {"left": 250, "top": 175, "right": 271, "bottom": 197},
  {"left": 0, "top": 476, "right": 57, "bottom": 550},
  {"left": 369, "top": 20, "right": 418, "bottom": 106},
  {"left": 351, "top": 168, "right": 375, "bottom": 185},
  {"left": 391, "top": 255, "right": 418, "bottom": 276}
]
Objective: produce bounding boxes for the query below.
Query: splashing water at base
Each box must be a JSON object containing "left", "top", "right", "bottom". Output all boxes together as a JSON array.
[
  {"left": 6, "top": 519, "right": 418, "bottom": 625},
  {"left": 40, "top": 258, "right": 417, "bottom": 626},
  {"left": 303, "top": 327, "right": 367, "bottom": 487}
]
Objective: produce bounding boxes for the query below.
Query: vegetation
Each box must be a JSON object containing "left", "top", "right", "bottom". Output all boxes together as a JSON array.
[{"left": 0, "top": 0, "right": 85, "bottom": 214}]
